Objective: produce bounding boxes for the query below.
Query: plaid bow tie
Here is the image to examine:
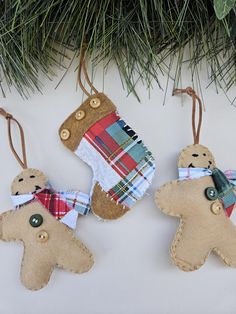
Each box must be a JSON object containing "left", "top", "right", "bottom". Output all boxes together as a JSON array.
[{"left": 11, "top": 187, "right": 91, "bottom": 229}]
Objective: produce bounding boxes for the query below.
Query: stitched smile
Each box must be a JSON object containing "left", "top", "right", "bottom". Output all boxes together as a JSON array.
[{"left": 32, "top": 185, "right": 41, "bottom": 194}]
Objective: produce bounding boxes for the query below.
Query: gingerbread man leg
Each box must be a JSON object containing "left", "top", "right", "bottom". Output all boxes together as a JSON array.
[
  {"left": 214, "top": 223, "right": 236, "bottom": 267},
  {"left": 21, "top": 247, "right": 55, "bottom": 290},
  {"left": 171, "top": 220, "right": 212, "bottom": 271}
]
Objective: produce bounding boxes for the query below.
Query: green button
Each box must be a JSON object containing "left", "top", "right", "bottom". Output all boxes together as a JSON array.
[
  {"left": 29, "top": 214, "right": 43, "bottom": 228},
  {"left": 205, "top": 187, "right": 218, "bottom": 200}
]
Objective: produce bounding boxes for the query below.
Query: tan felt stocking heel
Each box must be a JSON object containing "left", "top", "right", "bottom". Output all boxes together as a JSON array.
[{"left": 91, "top": 183, "right": 129, "bottom": 220}]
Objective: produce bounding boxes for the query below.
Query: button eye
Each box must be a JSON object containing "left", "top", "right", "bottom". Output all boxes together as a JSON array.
[
  {"left": 18, "top": 178, "right": 24, "bottom": 182},
  {"left": 30, "top": 175, "right": 35, "bottom": 178},
  {"left": 29, "top": 214, "right": 43, "bottom": 228},
  {"left": 192, "top": 154, "right": 199, "bottom": 157},
  {"left": 205, "top": 187, "right": 218, "bottom": 200},
  {"left": 203, "top": 153, "right": 206, "bottom": 156}
]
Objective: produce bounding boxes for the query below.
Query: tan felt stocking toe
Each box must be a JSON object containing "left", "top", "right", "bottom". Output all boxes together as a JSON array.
[{"left": 91, "top": 183, "right": 129, "bottom": 220}]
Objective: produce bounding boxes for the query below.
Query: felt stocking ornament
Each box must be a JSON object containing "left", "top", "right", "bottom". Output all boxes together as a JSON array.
[
  {"left": 0, "top": 108, "right": 93, "bottom": 290},
  {"left": 59, "top": 48, "right": 156, "bottom": 220},
  {"left": 155, "top": 87, "right": 236, "bottom": 271}
]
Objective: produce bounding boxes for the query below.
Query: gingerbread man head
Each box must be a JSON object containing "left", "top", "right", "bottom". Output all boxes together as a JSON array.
[
  {"left": 178, "top": 144, "right": 216, "bottom": 169},
  {"left": 11, "top": 168, "right": 48, "bottom": 195}
]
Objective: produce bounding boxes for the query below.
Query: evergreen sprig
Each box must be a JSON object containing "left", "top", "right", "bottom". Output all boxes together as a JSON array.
[{"left": 0, "top": 0, "right": 236, "bottom": 99}]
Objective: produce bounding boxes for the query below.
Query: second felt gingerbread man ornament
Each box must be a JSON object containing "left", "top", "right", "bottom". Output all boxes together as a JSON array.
[{"left": 155, "top": 87, "right": 236, "bottom": 271}]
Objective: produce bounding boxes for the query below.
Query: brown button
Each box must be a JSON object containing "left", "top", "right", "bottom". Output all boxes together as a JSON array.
[
  {"left": 36, "top": 230, "right": 49, "bottom": 243},
  {"left": 90, "top": 98, "right": 101, "bottom": 108},
  {"left": 75, "top": 110, "right": 85, "bottom": 120},
  {"left": 60, "top": 129, "right": 70, "bottom": 140},
  {"left": 211, "top": 201, "right": 223, "bottom": 215}
]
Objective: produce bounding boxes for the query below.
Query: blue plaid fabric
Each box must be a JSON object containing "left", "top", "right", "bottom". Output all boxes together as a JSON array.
[
  {"left": 57, "top": 191, "right": 91, "bottom": 215},
  {"left": 107, "top": 154, "right": 155, "bottom": 207}
]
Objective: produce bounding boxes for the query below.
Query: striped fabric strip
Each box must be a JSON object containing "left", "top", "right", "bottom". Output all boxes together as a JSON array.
[
  {"left": 178, "top": 168, "right": 236, "bottom": 186},
  {"left": 178, "top": 168, "right": 212, "bottom": 180}
]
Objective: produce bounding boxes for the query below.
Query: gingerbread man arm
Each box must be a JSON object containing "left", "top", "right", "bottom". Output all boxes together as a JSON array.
[
  {"left": 155, "top": 180, "right": 189, "bottom": 217},
  {"left": 156, "top": 176, "right": 216, "bottom": 218}
]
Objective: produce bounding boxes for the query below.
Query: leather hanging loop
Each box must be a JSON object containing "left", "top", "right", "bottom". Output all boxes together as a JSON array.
[
  {"left": 0, "top": 108, "right": 28, "bottom": 169},
  {"left": 173, "top": 87, "right": 203, "bottom": 145},
  {"left": 77, "top": 44, "right": 99, "bottom": 96}
]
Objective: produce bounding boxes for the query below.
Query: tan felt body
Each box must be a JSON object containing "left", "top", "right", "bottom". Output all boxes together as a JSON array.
[
  {"left": 0, "top": 202, "right": 93, "bottom": 290},
  {"left": 59, "top": 93, "right": 129, "bottom": 220},
  {"left": 156, "top": 176, "right": 236, "bottom": 271}
]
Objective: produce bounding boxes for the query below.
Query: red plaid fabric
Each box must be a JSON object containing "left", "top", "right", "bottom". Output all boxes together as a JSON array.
[
  {"left": 35, "top": 189, "right": 71, "bottom": 220},
  {"left": 84, "top": 112, "right": 138, "bottom": 178}
]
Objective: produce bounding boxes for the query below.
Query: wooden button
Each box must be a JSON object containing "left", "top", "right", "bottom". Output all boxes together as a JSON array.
[
  {"left": 75, "top": 110, "right": 85, "bottom": 120},
  {"left": 211, "top": 201, "right": 223, "bottom": 215},
  {"left": 36, "top": 230, "right": 49, "bottom": 243},
  {"left": 89, "top": 98, "right": 101, "bottom": 108},
  {"left": 60, "top": 129, "right": 70, "bottom": 140}
]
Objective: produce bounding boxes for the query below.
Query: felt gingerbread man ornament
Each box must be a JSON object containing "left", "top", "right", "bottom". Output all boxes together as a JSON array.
[
  {"left": 0, "top": 108, "right": 93, "bottom": 290},
  {"left": 155, "top": 87, "right": 236, "bottom": 271},
  {"left": 59, "top": 47, "right": 156, "bottom": 220}
]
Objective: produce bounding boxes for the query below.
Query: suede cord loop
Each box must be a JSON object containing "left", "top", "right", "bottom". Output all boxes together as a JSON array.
[
  {"left": 77, "top": 45, "right": 98, "bottom": 96},
  {"left": 173, "top": 87, "right": 203, "bottom": 145},
  {"left": 0, "top": 108, "right": 28, "bottom": 169}
]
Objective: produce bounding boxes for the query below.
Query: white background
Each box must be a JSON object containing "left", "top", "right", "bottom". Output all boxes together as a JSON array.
[{"left": 0, "top": 60, "right": 236, "bottom": 314}]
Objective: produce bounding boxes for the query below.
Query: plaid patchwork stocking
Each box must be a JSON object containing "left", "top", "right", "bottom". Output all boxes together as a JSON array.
[{"left": 59, "top": 93, "right": 156, "bottom": 220}]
